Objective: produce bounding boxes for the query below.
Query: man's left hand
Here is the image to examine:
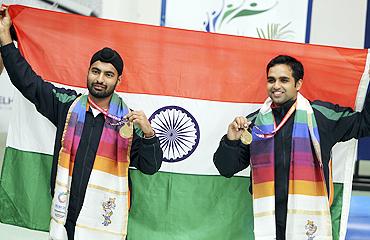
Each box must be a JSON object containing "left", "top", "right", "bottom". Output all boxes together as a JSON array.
[{"left": 125, "top": 111, "right": 155, "bottom": 138}]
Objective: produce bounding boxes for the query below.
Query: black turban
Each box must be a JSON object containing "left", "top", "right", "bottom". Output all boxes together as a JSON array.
[{"left": 90, "top": 47, "right": 124, "bottom": 76}]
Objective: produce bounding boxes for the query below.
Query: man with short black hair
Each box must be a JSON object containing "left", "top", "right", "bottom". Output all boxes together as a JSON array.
[
  {"left": 214, "top": 55, "right": 370, "bottom": 240},
  {"left": 0, "top": 6, "right": 162, "bottom": 240}
]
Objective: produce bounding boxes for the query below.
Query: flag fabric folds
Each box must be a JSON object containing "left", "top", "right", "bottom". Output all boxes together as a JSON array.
[{"left": 0, "top": 5, "right": 369, "bottom": 240}]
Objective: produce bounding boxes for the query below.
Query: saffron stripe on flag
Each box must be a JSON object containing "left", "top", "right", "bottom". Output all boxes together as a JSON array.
[{"left": 9, "top": 5, "right": 367, "bottom": 107}]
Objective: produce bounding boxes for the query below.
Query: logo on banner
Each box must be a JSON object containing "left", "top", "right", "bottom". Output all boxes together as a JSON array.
[
  {"left": 203, "top": 0, "right": 294, "bottom": 40},
  {"left": 149, "top": 106, "right": 200, "bottom": 162},
  {"left": 0, "top": 96, "right": 13, "bottom": 110}
]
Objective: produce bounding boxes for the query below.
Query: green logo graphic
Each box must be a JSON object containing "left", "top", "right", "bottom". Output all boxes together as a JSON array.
[{"left": 203, "top": 0, "right": 295, "bottom": 40}]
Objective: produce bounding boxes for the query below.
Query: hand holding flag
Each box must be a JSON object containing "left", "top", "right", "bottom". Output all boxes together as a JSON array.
[{"left": 0, "top": 5, "right": 12, "bottom": 46}]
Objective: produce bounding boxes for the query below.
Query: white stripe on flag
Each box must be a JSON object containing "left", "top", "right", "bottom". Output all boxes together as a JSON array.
[
  {"left": 7, "top": 81, "right": 361, "bottom": 182},
  {"left": 338, "top": 49, "right": 370, "bottom": 240}
]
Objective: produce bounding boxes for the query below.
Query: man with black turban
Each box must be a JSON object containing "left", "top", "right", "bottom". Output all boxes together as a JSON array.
[{"left": 0, "top": 6, "right": 162, "bottom": 240}]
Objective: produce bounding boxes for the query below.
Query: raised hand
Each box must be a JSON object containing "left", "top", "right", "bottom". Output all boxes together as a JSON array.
[{"left": 0, "top": 5, "right": 12, "bottom": 46}]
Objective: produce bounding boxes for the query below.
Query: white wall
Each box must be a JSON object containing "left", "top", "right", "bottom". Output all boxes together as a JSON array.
[
  {"left": 102, "top": 0, "right": 368, "bottom": 48},
  {"left": 310, "top": 0, "right": 368, "bottom": 48},
  {"left": 101, "top": 0, "right": 162, "bottom": 25}
]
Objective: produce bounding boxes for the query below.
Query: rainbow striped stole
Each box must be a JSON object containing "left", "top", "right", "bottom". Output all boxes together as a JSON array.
[
  {"left": 50, "top": 93, "right": 133, "bottom": 240},
  {"left": 250, "top": 93, "right": 332, "bottom": 240}
]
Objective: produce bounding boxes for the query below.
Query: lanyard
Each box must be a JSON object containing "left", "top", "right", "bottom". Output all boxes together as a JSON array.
[
  {"left": 87, "top": 96, "right": 127, "bottom": 125},
  {"left": 255, "top": 101, "right": 297, "bottom": 139}
]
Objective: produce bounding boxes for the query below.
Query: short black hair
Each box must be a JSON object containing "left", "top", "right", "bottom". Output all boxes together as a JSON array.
[{"left": 266, "top": 55, "right": 304, "bottom": 83}]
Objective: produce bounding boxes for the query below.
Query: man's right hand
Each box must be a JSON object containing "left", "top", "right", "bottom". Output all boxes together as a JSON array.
[
  {"left": 0, "top": 5, "right": 13, "bottom": 46},
  {"left": 226, "top": 116, "right": 251, "bottom": 141}
]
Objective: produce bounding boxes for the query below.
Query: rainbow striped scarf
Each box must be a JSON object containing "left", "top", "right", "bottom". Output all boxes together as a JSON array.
[
  {"left": 250, "top": 93, "right": 332, "bottom": 240},
  {"left": 49, "top": 93, "right": 133, "bottom": 240}
]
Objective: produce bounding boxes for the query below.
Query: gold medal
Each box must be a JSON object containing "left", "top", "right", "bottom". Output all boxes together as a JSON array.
[
  {"left": 119, "top": 122, "right": 133, "bottom": 138},
  {"left": 240, "top": 129, "right": 253, "bottom": 145}
]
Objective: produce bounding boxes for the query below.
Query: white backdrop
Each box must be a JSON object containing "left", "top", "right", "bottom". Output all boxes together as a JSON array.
[
  {"left": 164, "top": 0, "right": 309, "bottom": 43},
  {"left": 0, "top": 71, "right": 14, "bottom": 133}
]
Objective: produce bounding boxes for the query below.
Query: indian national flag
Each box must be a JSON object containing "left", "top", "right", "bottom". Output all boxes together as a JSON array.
[{"left": 0, "top": 5, "right": 369, "bottom": 240}]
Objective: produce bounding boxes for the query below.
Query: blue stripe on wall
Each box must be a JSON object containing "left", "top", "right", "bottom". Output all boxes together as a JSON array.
[
  {"left": 365, "top": 0, "right": 370, "bottom": 48},
  {"left": 160, "top": 0, "right": 167, "bottom": 26},
  {"left": 305, "top": 0, "right": 313, "bottom": 43},
  {"left": 358, "top": 80, "right": 370, "bottom": 161},
  {"left": 358, "top": 138, "right": 370, "bottom": 160}
]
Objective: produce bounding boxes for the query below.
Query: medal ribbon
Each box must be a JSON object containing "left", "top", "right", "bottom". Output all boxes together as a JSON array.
[
  {"left": 255, "top": 101, "right": 297, "bottom": 139},
  {"left": 87, "top": 96, "right": 128, "bottom": 125}
]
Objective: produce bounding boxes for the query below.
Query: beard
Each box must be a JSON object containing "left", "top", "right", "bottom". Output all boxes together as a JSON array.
[{"left": 87, "top": 81, "right": 117, "bottom": 98}]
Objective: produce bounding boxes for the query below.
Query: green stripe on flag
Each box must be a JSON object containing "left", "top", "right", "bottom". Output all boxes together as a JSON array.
[
  {"left": 128, "top": 169, "right": 254, "bottom": 239},
  {"left": 129, "top": 170, "right": 344, "bottom": 240},
  {"left": 0, "top": 148, "right": 345, "bottom": 239},
  {"left": 331, "top": 183, "right": 343, "bottom": 240},
  {"left": 0, "top": 147, "right": 52, "bottom": 231}
]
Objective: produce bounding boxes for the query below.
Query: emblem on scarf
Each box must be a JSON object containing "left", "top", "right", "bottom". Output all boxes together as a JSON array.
[
  {"left": 58, "top": 191, "right": 68, "bottom": 203},
  {"left": 53, "top": 191, "right": 68, "bottom": 219},
  {"left": 101, "top": 197, "right": 116, "bottom": 226},
  {"left": 305, "top": 220, "right": 318, "bottom": 240}
]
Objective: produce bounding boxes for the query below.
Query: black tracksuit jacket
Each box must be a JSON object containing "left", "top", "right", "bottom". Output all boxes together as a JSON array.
[
  {"left": 214, "top": 91, "right": 370, "bottom": 240},
  {"left": 1, "top": 42, "right": 163, "bottom": 240}
]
